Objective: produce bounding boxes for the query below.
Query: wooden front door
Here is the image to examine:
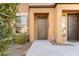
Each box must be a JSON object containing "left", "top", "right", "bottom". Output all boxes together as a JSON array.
[
  {"left": 37, "top": 16, "right": 47, "bottom": 39},
  {"left": 67, "top": 14, "right": 79, "bottom": 41}
]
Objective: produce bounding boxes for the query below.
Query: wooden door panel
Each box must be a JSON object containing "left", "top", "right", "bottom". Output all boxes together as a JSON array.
[{"left": 37, "top": 17, "right": 47, "bottom": 39}]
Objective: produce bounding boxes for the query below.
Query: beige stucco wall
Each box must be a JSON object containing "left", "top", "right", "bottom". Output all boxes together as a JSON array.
[
  {"left": 17, "top": 3, "right": 79, "bottom": 43},
  {"left": 29, "top": 8, "right": 55, "bottom": 42},
  {"left": 17, "top": 4, "right": 29, "bottom": 13},
  {"left": 55, "top": 4, "right": 79, "bottom": 44}
]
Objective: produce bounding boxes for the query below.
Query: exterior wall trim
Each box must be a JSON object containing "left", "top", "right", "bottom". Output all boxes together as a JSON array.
[{"left": 16, "top": 13, "right": 28, "bottom": 16}]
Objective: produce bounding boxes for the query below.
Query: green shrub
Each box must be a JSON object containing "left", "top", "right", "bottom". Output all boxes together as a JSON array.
[
  {"left": 15, "top": 33, "right": 29, "bottom": 44},
  {"left": 0, "top": 3, "right": 17, "bottom": 55},
  {"left": 0, "top": 37, "right": 13, "bottom": 55}
]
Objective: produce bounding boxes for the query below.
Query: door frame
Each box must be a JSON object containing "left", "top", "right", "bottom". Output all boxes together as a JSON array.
[
  {"left": 62, "top": 12, "right": 79, "bottom": 42},
  {"left": 35, "top": 13, "right": 48, "bottom": 40}
]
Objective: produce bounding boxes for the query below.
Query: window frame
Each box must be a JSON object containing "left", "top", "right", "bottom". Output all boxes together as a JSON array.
[{"left": 16, "top": 13, "right": 28, "bottom": 33}]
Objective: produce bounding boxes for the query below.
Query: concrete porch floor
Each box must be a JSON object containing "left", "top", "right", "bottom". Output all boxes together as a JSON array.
[{"left": 27, "top": 40, "right": 79, "bottom": 56}]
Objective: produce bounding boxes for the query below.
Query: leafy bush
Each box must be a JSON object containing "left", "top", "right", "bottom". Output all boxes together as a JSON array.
[
  {"left": 0, "top": 3, "right": 17, "bottom": 55},
  {"left": 15, "top": 33, "right": 29, "bottom": 44},
  {"left": 0, "top": 37, "right": 13, "bottom": 55}
]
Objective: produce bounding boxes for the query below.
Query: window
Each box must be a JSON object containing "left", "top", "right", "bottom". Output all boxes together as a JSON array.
[{"left": 16, "top": 13, "right": 28, "bottom": 33}]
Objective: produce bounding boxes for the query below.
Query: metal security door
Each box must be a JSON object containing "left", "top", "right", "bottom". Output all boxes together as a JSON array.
[{"left": 67, "top": 14, "right": 78, "bottom": 41}]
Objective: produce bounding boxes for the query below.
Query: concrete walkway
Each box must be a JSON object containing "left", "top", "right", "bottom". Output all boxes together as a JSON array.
[{"left": 27, "top": 40, "right": 79, "bottom": 56}]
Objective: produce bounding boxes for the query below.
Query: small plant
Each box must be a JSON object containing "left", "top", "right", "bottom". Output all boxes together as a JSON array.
[{"left": 15, "top": 33, "right": 29, "bottom": 44}]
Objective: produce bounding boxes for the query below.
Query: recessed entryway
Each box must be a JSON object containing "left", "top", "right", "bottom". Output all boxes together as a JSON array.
[
  {"left": 67, "top": 13, "right": 79, "bottom": 42},
  {"left": 35, "top": 14, "right": 48, "bottom": 40}
]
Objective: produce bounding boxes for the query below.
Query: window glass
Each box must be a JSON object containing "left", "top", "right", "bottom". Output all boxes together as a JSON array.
[
  {"left": 20, "top": 16, "right": 27, "bottom": 25},
  {"left": 16, "top": 15, "right": 27, "bottom": 33}
]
